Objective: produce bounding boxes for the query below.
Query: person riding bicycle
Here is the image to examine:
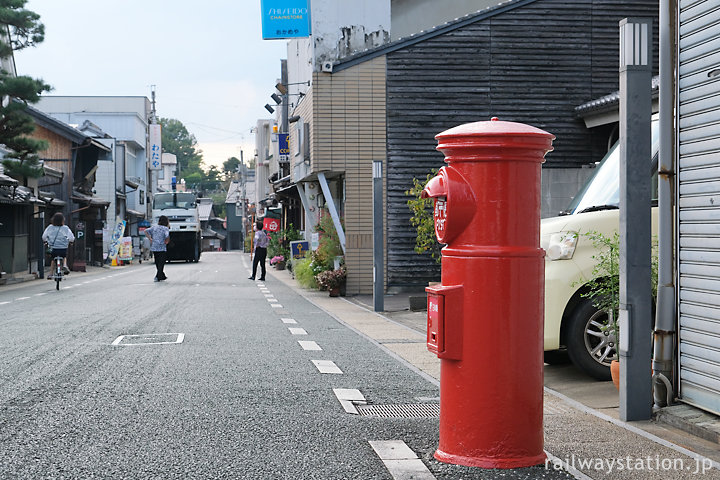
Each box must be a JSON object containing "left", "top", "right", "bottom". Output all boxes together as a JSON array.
[{"left": 42, "top": 212, "right": 75, "bottom": 276}]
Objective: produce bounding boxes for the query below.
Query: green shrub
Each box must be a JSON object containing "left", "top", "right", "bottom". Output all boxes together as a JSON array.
[
  {"left": 268, "top": 224, "right": 302, "bottom": 259},
  {"left": 314, "top": 210, "right": 343, "bottom": 270},
  {"left": 405, "top": 169, "right": 442, "bottom": 263},
  {"left": 293, "top": 254, "right": 317, "bottom": 289}
]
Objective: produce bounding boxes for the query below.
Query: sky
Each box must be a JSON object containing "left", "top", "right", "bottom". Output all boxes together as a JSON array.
[{"left": 15, "top": 0, "right": 287, "bottom": 169}]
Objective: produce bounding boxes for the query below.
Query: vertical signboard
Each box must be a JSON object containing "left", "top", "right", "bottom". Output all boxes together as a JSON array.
[
  {"left": 261, "top": 0, "right": 311, "bottom": 39},
  {"left": 148, "top": 124, "right": 162, "bottom": 170},
  {"left": 278, "top": 133, "right": 290, "bottom": 163}
]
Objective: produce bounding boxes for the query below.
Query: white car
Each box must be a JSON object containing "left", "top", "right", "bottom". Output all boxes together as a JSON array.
[{"left": 541, "top": 118, "right": 659, "bottom": 380}]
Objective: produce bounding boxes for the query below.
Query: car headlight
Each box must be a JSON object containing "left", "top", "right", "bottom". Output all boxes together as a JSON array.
[{"left": 545, "top": 232, "right": 578, "bottom": 260}]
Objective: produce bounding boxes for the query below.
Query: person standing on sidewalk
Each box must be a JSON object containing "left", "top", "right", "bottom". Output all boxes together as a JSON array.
[
  {"left": 145, "top": 215, "right": 170, "bottom": 282},
  {"left": 248, "top": 220, "right": 269, "bottom": 281}
]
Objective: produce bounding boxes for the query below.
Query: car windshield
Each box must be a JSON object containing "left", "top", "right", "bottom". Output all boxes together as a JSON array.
[
  {"left": 153, "top": 193, "right": 197, "bottom": 210},
  {"left": 565, "top": 118, "right": 660, "bottom": 215}
]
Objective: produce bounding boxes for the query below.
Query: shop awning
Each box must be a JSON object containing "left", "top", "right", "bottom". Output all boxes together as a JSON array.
[
  {"left": 0, "top": 173, "right": 18, "bottom": 187},
  {"left": 38, "top": 190, "right": 66, "bottom": 207},
  {"left": 126, "top": 208, "right": 146, "bottom": 218},
  {"left": 202, "top": 228, "right": 226, "bottom": 241},
  {"left": 71, "top": 189, "right": 110, "bottom": 207}
]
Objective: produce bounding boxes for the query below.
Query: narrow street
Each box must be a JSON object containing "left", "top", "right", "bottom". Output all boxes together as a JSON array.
[{"left": 2, "top": 252, "right": 543, "bottom": 479}]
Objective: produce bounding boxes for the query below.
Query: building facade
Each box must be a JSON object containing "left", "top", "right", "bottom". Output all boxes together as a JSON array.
[{"left": 35, "top": 96, "right": 153, "bottom": 259}]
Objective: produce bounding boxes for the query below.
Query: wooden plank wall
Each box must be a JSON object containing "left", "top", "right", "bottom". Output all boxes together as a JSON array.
[
  {"left": 385, "top": 0, "right": 659, "bottom": 290},
  {"left": 312, "top": 57, "right": 387, "bottom": 295}
]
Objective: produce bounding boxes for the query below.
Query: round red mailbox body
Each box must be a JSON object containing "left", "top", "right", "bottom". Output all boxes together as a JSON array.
[{"left": 424, "top": 118, "right": 554, "bottom": 468}]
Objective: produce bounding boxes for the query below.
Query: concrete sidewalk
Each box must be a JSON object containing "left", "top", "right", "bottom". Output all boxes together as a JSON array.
[{"left": 270, "top": 266, "right": 720, "bottom": 480}]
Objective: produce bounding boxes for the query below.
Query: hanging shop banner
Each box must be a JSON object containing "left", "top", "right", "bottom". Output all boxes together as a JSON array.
[
  {"left": 261, "top": 0, "right": 311, "bottom": 39},
  {"left": 278, "top": 133, "right": 290, "bottom": 164},
  {"left": 149, "top": 124, "right": 162, "bottom": 170},
  {"left": 263, "top": 217, "right": 281, "bottom": 232}
]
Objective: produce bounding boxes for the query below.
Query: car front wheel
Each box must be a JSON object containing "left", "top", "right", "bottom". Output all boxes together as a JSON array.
[{"left": 566, "top": 297, "right": 615, "bottom": 380}]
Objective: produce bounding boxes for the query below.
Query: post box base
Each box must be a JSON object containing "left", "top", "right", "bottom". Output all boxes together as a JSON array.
[{"left": 434, "top": 449, "right": 546, "bottom": 469}]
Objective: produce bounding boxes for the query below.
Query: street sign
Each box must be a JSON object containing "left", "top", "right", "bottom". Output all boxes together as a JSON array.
[{"left": 290, "top": 240, "right": 309, "bottom": 259}]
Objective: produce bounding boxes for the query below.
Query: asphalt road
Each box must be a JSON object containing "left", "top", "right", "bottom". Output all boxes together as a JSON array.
[{"left": 0, "top": 252, "right": 572, "bottom": 479}]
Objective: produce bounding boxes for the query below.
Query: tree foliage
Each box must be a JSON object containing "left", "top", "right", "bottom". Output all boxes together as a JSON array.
[
  {"left": 222, "top": 156, "right": 240, "bottom": 176},
  {"left": 159, "top": 117, "right": 203, "bottom": 177},
  {"left": 0, "top": 0, "right": 52, "bottom": 182}
]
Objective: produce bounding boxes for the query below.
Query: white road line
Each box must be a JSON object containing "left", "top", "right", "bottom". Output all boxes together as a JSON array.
[
  {"left": 15, "top": 297, "right": 30, "bottom": 301},
  {"left": 34, "top": 293, "right": 47, "bottom": 297},
  {"left": 288, "top": 328, "right": 307, "bottom": 335},
  {"left": 257, "top": 283, "right": 265, "bottom": 287},
  {"left": 281, "top": 318, "right": 297, "bottom": 324},
  {"left": 369, "top": 441, "right": 435, "bottom": 480},
  {"left": 264, "top": 294, "right": 274, "bottom": 297},
  {"left": 311, "top": 359, "right": 343, "bottom": 374},
  {"left": 333, "top": 388, "right": 365, "bottom": 414},
  {"left": 112, "top": 333, "right": 185, "bottom": 346},
  {"left": 298, "top": 340, "right": 322, "bottom": 351},
  {"left": 267, "top": 299, "right": 279, "bottom": 303},
  {"left": 0, "top": 301, "right": 10, "bottom": 305},
  {"left": 270, "top": 304, "right": 283, "bottom": 308}
]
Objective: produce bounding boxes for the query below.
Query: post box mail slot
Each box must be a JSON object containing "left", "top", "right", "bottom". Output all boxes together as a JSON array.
[
  {"left": 425, "top": 284, "right": 463, "bottom": 360},
  {"left": 427, "top": 292, "right": 444, "bottom": 354}
]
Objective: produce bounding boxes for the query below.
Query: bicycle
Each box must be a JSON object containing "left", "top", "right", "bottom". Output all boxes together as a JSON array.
[{"left": 51, "top": 255, "right": 64, "bottom": 290}]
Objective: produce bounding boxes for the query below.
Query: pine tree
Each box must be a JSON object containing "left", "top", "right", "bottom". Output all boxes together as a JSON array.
[{"left": 0, "top": 0, "right": 51, "bottom": 183}]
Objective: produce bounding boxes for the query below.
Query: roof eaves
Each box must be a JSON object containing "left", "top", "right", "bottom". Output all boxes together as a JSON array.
[
  {"left": 575, "top": 75, "right": 660, "bottom": 118},
  {"left": 24, "top": 103, "right": 89, "bottom": 144},
  {"left": 332, "top": 0, "right": 539, "bottom": 73}
]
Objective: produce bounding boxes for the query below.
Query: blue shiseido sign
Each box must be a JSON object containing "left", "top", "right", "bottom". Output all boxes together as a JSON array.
[{"left": 261, "top": 0, "right": 311, "bottom": 39}]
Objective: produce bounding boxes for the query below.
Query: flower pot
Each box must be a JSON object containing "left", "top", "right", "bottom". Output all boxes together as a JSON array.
[
  {"left": 610, "top": 360, "right": 620, "bottom": 390},
  {"left": 275, "top": 261, "right": 286, "bottom": 270},
  {"left": 329, "top": 287, "right": 340, "bottom": 297}
]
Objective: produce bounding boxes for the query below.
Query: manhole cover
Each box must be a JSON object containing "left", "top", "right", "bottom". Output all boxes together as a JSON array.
[
  {"left": 112, "top": 333, "right": 184, "bottom": 346},
  {"left": 356, "top": 403, "right": 440, "bottom": 419}
]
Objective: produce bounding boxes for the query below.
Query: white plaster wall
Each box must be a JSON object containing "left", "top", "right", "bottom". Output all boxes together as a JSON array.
[
  {"left": 288, "top": 0, "right": 390, "bottom": 78},
  {"left": 391, "top": 0, "right": 500, "bottom": 39},
  {"left": 95, "top": 158, "right": 115, "bottom": 222}
]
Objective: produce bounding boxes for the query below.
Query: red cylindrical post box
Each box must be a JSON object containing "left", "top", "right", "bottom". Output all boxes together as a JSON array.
[{"left": 423, "top": 118, "right": 554, "bottom": 469}]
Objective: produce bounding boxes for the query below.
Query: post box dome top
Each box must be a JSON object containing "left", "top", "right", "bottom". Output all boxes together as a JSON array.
[{"left": 436, "top": 117, "right": 555, "bottom": 141}]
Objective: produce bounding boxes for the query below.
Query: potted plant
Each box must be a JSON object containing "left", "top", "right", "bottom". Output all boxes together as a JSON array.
[
  {"left": 315, "top": 266, "right": 347, "bottom": 297},
  {"left": 270, "top": 255, "right": 286, "bottom": 270},
  {"left": 578, "top": 231, "right": 658, "bottom": 389}
]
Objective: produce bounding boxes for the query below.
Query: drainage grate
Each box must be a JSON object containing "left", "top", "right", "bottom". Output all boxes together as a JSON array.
[{"left": 356, "top": 403, "right": 440, "bottom": 419}]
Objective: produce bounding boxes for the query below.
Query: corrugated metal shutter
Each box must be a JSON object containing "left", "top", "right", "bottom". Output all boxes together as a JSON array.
[{"left": 677, "top": 0, "right": 720, "bottom": 416}]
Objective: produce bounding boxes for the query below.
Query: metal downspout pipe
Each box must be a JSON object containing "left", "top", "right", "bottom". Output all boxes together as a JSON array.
[{"left": 653, "top": 0, "right": 677, "bottom": 408}]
